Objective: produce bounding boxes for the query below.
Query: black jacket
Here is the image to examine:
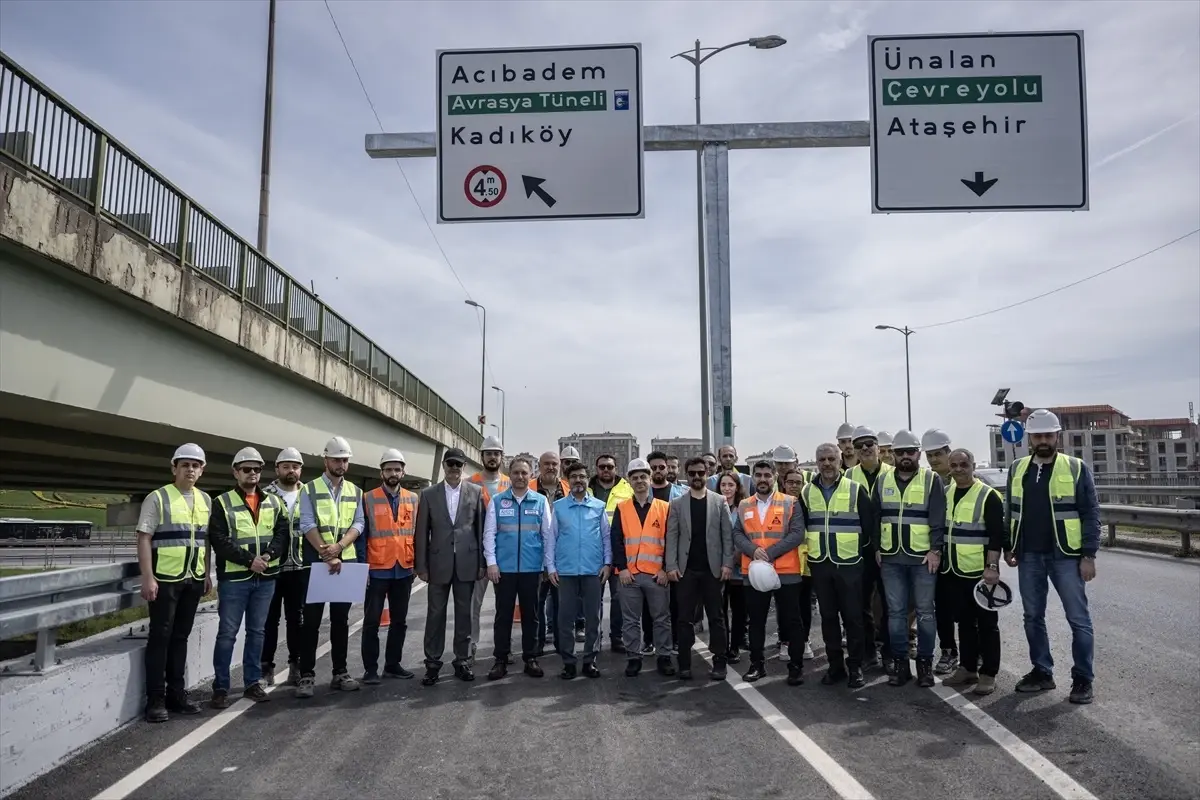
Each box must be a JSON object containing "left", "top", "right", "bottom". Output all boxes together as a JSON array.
[{"left": 208, "top": 486, "right": 290, "bottom": 579}]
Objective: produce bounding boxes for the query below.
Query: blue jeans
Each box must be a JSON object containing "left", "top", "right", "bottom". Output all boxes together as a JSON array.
[
  {"left": 213, "top": 578, "right": 276, "bottom": 692},
  {"left": 1018, "top": 551, "right": 1094, "bottom": 682},
  {"left": 881, "top": 561, "right": 937, "bottom": 660}
]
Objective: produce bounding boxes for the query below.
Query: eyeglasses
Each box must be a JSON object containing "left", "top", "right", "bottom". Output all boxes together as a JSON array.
[
  {"left": 238, "top": 466, "right": 262, "bottom": 474},
  {"left": 597, "top": 464, "right": 615, "bottom": 470},
  {"left": 894, "top": 448, "right": 919, "bottom": 456},
  {"left": 686, "top": 470, "right": 707, "bottom": 477},
  {"left": 445, "top": 461, "right": 464, "bottom": 468},
  {"left": 853, "top": 441, "right": 877, "bottom": 450}
]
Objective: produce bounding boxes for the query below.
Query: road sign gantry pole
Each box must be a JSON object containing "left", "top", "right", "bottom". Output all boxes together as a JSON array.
[{"left": 366, "top": 120, "right": 870, "bottom": 447}]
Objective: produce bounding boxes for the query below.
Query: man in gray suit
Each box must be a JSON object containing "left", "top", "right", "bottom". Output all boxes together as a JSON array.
[
  {"left": 414, "top": 447, "right": 486, "bottom": 685},
  {"left": 666, "top": 455, "right": 734, "bottom": 681}
]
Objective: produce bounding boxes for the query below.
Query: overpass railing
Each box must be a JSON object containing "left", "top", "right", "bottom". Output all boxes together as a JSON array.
[
  {"left": 1101, "top": 505, "right": 1198, "bottom": 557},
  {"left": 0, "top": 51, "right": 481, "bottom": 450},
  {"left": 1093, "top": 472, "right": 1200, "bottom": 487},
  {"left": 0, "top": 562, "right": 143, "bottom": 674}
]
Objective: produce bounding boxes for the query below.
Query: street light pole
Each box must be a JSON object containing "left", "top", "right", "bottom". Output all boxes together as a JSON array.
[
  {"left": 875, "top": 324, "right": 915, "bottom": 430},
  {"left": 256, "top": 0, "right": 277, "bottom": 254},
  {"left": 671, "top": 34, "right": 786, "bottom": 451},
  {"left": 465, "top": 300, "right": 486, "bottom": 433},
  {"left": 491, "top": 385, "right": 506, "bottom": 443},
  {"left": 827, "top": 390, "right": 850, "bottom": 423}
]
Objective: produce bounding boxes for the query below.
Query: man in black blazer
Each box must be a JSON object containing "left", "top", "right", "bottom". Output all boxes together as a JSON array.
[{"left": 414, "top": 448, "right": 485, "bottom": 685}]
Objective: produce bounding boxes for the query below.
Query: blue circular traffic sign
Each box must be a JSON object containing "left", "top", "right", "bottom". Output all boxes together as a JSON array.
[{"left": 1000, "top": 419, "right": 1024, "bottom": 444}]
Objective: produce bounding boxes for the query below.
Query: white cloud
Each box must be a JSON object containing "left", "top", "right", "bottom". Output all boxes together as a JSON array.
[{"left": 2, "top": 0, "right": 1197, "bottom": 465}]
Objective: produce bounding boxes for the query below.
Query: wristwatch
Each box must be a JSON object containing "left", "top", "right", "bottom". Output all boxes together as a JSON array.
[{"left": 985, "top": 563, "right": 999, "bottom": 571}]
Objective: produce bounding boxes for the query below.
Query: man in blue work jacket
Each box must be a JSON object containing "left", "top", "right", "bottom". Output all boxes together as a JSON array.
[
  {"left": 547, "top": 461, "right": 611, "bottom": 680},
  {"left": 482, "top": 456, "right": 553, "bottom": 680}
]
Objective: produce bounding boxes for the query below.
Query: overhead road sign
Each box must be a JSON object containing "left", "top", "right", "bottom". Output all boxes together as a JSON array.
[
  {"left": 869, "top": 31, "right": 1088, "bottom": 213},
  {"left": 436, "top": 43, "right": 645, "bottom": 223},
  {"left": 1000, "top": 419, "right": 1025, "bottom": 444}
]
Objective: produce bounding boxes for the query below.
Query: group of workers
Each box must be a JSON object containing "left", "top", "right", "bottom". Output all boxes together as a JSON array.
[{"left": 134, "top": 408, "right": 1101, "bottom": 723}]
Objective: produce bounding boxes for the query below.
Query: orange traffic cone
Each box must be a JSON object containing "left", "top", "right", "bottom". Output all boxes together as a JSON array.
[
  {"left": 514, "top": 603, "right": 522, "bottom": 624},
  {"left": 380, "top": 597, "right": 390, "bottom": 626}
]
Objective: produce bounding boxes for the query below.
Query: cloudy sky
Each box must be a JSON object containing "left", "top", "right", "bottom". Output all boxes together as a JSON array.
[{"left": 3, "top": 0, "right": 1197, "bottom": 463}]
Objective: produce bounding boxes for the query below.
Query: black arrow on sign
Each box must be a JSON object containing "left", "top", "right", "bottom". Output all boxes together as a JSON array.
[
  {"left": 961, "top": 171, "right": 999, "bottom": 197},
  {"left": 522, "top": 175, "right": 557, "bottom": 208}
]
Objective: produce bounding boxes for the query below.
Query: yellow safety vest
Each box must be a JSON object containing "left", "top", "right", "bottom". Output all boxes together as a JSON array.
[
  {"left": 151, "top": 483, "right": 210, "bottom": 582},
  {"left": 845, "top": 462, "right": 893, "bottom": 495},
  {"left": 302, "top": 477, "right": 361, "bottom": 562},
  {"left": 944, "top": 478, "right": 997, "bottom": 578},
  {"left": 590, "top": 478, "right": 634, "bottom": 524},
  {"left": 215, "top": 490, "right": 282, "bottom": 579},
  {"left": 878, "top": 468, "right": 935, "bottom": 557},
  {"left": 1008, "top": 454, "right": 1083, "bottom": 556},
  {"left": 802, "top": 476, "right": 864, "bottom": 566}
]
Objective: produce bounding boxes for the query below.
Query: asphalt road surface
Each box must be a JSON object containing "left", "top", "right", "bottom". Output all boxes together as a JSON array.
[{"left": 8, "top": 548, "right": 1198, "bottom": 800}]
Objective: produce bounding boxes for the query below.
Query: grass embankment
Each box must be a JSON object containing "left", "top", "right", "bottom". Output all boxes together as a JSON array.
[
  {"left": 0, "top": 490, "right": 130, "bottom": 526},
  {"left": 0, "top": 565, "right": 217, "bottom": 662}
]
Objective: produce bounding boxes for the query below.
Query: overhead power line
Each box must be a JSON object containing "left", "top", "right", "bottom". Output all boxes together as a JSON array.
[{"left": 918, "top": 228, "right": 1200, "bottom": 330}]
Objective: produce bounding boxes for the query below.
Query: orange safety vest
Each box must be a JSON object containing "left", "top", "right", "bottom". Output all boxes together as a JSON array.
[
  {"left": 530, "top": 477, "right": 569, "bottom": 497},
  {"left": 362, "top": 486, "right": 417, "bottom": 570},
  {"left": 617, "top": 496, "right": 669, "bottom": 576},
  {"left": 739, "top": 491, "right": 801, "bottom": 575},
  {"left": 469, "top": 472, "right": 511, "bottom": 508}
]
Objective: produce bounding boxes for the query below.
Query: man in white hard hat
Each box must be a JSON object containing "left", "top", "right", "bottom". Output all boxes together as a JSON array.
[
  {"left": 207, "top": 447, "right": 290, "bottom": 708},
  {"left": 467, "top": 435, "right": 511, "bottom": 662},
  {"left": 800, "top": 443, "right": 878, "bottom": 688},
  {"left": 733, "top": 460, "right": 806, "bottom": 686},
  {"left": 137, "top": 443, "right": 213, "bottom": 722},
  {"left": 559, "top": 446, "right": 582, "bottom": 480},
  {"left": 941, "top": 448, "right": 1006, "bottom": 696},
  {"left": 262, "top": 447, "right": 307, "bottom": 687},
  {"left": 296, "top": 435, "right": 364, "bottom": 697},
  {"left": 874, "top": 429, "right": 947, "bottom": 688},
  {"left": 415, "top": 447, "right": 486, "bottom": 685},
  {"left": 611, "top": 458, "right": 675, "bottom": 677},
  {"left": 922, "top": 428, "right": 960, "bottom": 676},
  {"left": 1003, "top": 409, "right": 1100, "bottom": 705},
  {"left": 836, "top": 422, "right": 858, "bottom": 470},
  {"left": 358, "top": 449, "right": 419, "bottom": 684},
  {"left": 845, "top": 426, "right": 893, "bottom": 671},
  {"left": 877, "top": 432, "right": 896, "bottom": 467}
]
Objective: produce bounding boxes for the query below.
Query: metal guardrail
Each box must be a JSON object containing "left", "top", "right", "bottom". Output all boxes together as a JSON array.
[
  {"left": 1094, "top": 472, "right": 1200, "bottom": 487},
  {"left": 1101, "top": 504, "right": 1198, "bottom": 557},
  {"left": 0, "top": 51, "right": 481, "bottom": 450},
  {"left": 0, "top": 562, "right": 143, "bottom": 673}
]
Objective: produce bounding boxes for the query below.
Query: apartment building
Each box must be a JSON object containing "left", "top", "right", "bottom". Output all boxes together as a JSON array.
[
  {"left": 649, "top": 437, "right": 705, "bottom": 462},
  {"left": 1130, "top": 418, "right": 1200, "bottom": 475},
  {"left": 557, "top": 432, "right": 639, "bottom": 471}
]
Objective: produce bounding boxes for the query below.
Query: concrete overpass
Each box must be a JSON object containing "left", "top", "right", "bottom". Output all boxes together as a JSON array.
[{"left": 0, "top": 52, "right": 480, "bottom": 496}]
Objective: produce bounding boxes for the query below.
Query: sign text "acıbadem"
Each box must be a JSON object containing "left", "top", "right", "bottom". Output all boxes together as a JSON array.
[{"left": 448, "top": 91, "right": 608, "bottom": 116}]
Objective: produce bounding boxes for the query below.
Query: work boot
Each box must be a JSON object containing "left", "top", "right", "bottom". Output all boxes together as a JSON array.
[
  {"left": 286, "top": 663, "right": 301, "bottom": 686},
  {"left": 383, "top": 664, "right": 414, "bottom": 680},
  {"left": 625, "top": 658, "right": 642, "bottom": 677},
  {"left": 1069, "top": 677, "right": 1094, "bottom": 705},
  {"left": 210, "top": 691, "right": 231, "bottom": 710},
  {"left": 1015, "top": 668, "right": 1056, "bottom": 693},
  {"left": 453, "top": 663, "right": 475, "bottom": 682},
  {"left": 144, "top": 695, "right": 169, "bottom": 724},
  {"left": 847, "top": 667, "right": 866, "bottom": 689},
  {"left": 560, "top": 664, "right": 577, "bottom": 680},
  {"left": 942, "top": 667, "right": 978, "bottom": 687},
  {"left": 973, "top": 674, "right": 997, "bottom": 695},
  {"left": 331, "top": 671, "right": 361, "bottom": 691},
  {"left": 822, "top": 657, "right": 847, "bottom": 686},
  {"left": 165, "top": 691, "right": 200, "bottom": 715},
  {"left": 935, "top": 649, "right": 958, "bottom": 675},
  {"left": 709, "top": 659, "right": 727, "bottom": 681},
  {"left": 656, "top": 656, "right": 677, "bottom": 677},
  {"left": 421, "top": 667, "right": 440, "bottom": 686},
  {"left": 261, "top": 662, "right": 275, "bottom": 686},
  {"left": 610, "top": 641, "right": 626, "bottom": 654},
  {"left": 787, "top": 663, "right": 804, "bottom": 686},
  {"left": 916, "top": 658, "right": 935, "bottom": 688},
  {"left": 296, "top": 674, "right": 316, "bottom": 698},
  {"left": 888, "top": 658, "right": 911, "bottom": 687},
  {"left": 743, "top": 663, "right": 767, "bottom": 682},
  {"left": 524, "top": 659, "right": 544, "bottom": 678},
  {"left": 582, "top": 663, "right": 601, "bottom": 679},
  {"left": 362, "top": 671, "right": 382, "bottom": 685},
  {"left": 487, "top": 660, "right": 508, "bottom": 681},
  {"left": 725, "top": 648, "right": 741, "bottom": 664},
  {"left": 243, "top": 682, "right": 270, "bottom": 703}
]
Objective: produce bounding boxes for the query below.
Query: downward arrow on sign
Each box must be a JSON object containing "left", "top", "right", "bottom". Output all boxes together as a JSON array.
[{"left": 961, "top": 171, "right": 999, "bottom": 197}]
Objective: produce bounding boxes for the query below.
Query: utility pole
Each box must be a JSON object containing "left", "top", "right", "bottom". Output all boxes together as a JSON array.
[{"left": 256, "top": 0, "right": 277, "bottom": 254}]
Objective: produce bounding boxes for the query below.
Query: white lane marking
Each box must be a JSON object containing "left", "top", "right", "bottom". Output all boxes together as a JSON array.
[
  {"left": 930, "top": 681, "right": 1098, "bottom": 800},
  {"left": 692, "top": 642, "right": 875, "bottom": 800},
  {"left": 93, "top": 583, "right": 426, "bottom": 800}
]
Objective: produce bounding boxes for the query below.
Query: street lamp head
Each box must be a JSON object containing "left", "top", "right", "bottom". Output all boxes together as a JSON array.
[
  {"left": 464, "top": 299, "right": 481, "bottom": 309},
  {"left": 492, "top": 385, "right": 502, "bottom": 392},
  {"left": 749, "top": 35, "right": 787, "bottom": 49},
  {"left": 874, "top": 324, "right": 889, "bottom": 330}
]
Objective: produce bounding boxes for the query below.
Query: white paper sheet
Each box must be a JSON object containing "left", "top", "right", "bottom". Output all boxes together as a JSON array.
[{"left": 304, "top": 562, "right": 369, "bottom": 604}]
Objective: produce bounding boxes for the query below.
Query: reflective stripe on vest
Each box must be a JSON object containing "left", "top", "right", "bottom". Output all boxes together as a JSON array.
[
  {"left": 151, "top": 483, "right": 209, "bottom": 582},
  {"left": 944, "top": 478, "right": 996, "bottom": 578},
  {"left": 878, "top": 468, "right": 935, "bottom": 557},
  {"left": 618, "top": 498, "right": 669, "bottom": 575},
  {"left": 1008, "top": 454, "right": 1083, "bottom": 556},
  {"left": 304, "top": 478, "right": 361, "bottom": 561},
  {"left": 363, "top": 487, "right": 416, "bottom": 570},
  {"left": 469, "top": 472, "right": 511, "bottom": 509},
  {"left": 739, "top": 492, "right": 800, "bottom": 575},
  {"left": 802, "top": 477, "right": 864, "bottom": 566},
  {"left": 215, "top": 490, "right": 282, "bottom": 579}
]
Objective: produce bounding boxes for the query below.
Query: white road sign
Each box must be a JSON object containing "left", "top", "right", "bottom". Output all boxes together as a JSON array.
[
  {"left": 436, "top": 43, "right": 644, "bottom": 223},
  {"left": 869, "top": 31, "right": 1088, "bottom": 213}
]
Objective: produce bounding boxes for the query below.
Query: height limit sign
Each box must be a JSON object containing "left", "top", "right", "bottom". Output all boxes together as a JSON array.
[{"left": 436, "top": 43, "right": 645, "bottom": 223}]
